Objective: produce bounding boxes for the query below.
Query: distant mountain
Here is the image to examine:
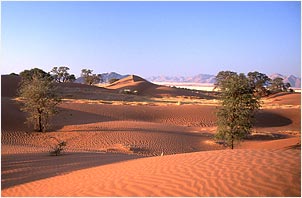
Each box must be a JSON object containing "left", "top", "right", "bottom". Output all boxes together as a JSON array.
[
  {"left": 284, "top": 75, "right": 301, "bottom": 88},
  {"left": 148, "top": 73, "right": 301, "bottom": 88},
  {"left": 101, "top": 72, "right": 129, "bottom": 83},
  {"left": 75, "top": 72, "right": 129, "bottom": 84},
  {"left": 147, "top": 74, "right": 216, "bottom": 84},
  {"left": 74, "top": 77, "right": 84, "bottom": 84},
  {"left": 75, "top": 72, "right": 300, "bottom": 88},
  {"left": 269, "top": 73, "right": 301, "bottom": 88},
  {"left": 268, "top": 73, "right": 286, "bottom": 80}
]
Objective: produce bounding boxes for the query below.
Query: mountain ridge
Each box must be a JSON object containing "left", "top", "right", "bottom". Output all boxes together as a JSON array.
[
  {"left": 147, "top": 73, "right": 301, "bottom": 88},
  {"left": 74, "top": 72, "right": 301, "bottom": 88}
]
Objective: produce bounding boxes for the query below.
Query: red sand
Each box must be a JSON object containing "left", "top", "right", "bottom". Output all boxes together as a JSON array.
[
  {"left": 1, "top": 74, "right": 301, "bottom": 196},
  {"left": 2, "top": 149, "right": 300, "bottom": 197}
]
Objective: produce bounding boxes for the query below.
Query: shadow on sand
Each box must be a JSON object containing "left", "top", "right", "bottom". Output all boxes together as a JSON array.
[
  {"left": 255, "top": 110, "right": 292, "bottom": 128},
  {"left": 1, "top": 98, "right": 115, "bottom": 132},
  {"left": 1, "top": 152, "right": 142, "bottom": 189},
  {"left": 51, "top": 107, "right": 114, "bottom": 131}
]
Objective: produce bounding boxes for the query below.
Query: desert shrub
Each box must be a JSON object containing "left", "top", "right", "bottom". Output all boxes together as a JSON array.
[{"left": 50, "top": 137, "right": 67, "bottom": 156}]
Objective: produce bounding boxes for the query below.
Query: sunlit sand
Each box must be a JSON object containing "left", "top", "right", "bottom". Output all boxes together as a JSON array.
[{"left": 1, "top": 75, "right": 301, "bottom": 197}]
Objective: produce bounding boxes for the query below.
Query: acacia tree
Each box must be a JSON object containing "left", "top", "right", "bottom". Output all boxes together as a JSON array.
[
  {"left": 19, "top": 68, "right": 61, "bottom": 132},
  {"left": 215, "top": 71, "right": 260, "bottom": 149},
  {"left": 81, "top": 69, "right": 102, "bottom": 85},
  {"left": 50, "top": 66, "right": 76, "bottom": 83},
  {"left": 20, "top": 68, "right": 53, "bottom": 82},
  {"left": 269, "top": 77, "right": 291, "bottom": 93},
  {"left": 247, "top": 71, "right": 271, "bottom": 97}
]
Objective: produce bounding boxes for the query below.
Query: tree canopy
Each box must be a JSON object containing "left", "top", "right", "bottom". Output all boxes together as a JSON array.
[
  {"left": 81, "top": 69, "right": 102, "bottom": 85},
  {"left": 247, "top": 71, "right": 271, "bottom": 96},
  {"left": 269, "top": 77, "right": 291, "bottom": 93},
  {"left": 18, "top": 68, "right": 61, "bottom": 132},
  {"left": 20, "top": 68, "right": 53, "bottom": 82},
  {"left": 50, "top": 66, "right": 76, "bottom": 83}
]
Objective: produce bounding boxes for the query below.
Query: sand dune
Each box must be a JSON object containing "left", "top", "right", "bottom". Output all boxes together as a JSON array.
[
  {"left": 2, "top": 149, "right": 300, "bottom": 197},
  {"left": 106, "top": 75, "right": 213, "bottom": 98},
  {"left": 2, "top": 96, "right": 300, "bottom": 157},
  {"left": 2, "top": 99, "right": 223, "bottom": 156},
  {"left": 1, "top": 74, "right": 301, "bottom": 196},
  {"left": 1, "top": 152, "right": 141, "bottom": 189},
  {"left": 56, "top": 101, "right": 218, "bottom": 127},
  {"left": 254, "top": 108, "right": 300, "bottom": 133},
  {"left": 1, "top": 97, "right": 30, "bottom": 132},
  {"left": 238, "top": 137, "right": 301, "bottom": 149},
  {"left": 266, "top": 92, "right": 301, "bottom": 105},
  {"left": 1, "top": 75, "right": 21, "bottom": 97}
]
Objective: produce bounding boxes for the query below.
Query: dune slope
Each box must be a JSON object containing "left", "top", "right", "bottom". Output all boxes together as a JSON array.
[{"left": 2, "top": 149, "right": 300, "bottom": 197}]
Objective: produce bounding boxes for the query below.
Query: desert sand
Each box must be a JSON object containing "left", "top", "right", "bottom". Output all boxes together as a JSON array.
[{"left": 1, "top": 74, "right": 301, "bottom": 197}]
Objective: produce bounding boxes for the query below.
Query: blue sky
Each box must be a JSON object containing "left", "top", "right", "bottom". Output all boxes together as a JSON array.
[{"left": 1, "top": 1, "right": 301, "bottom": 78}]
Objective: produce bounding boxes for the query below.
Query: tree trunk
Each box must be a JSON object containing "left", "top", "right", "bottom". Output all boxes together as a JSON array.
[
  {"left": 38, "top": 114, "right": 42, "bottom": 132},
  {"left": 37, "top": 108, "right": 43, "bottom": 132},
  {"left": 231, "top": 139, "right": 234, "bottom": 149},
  {"left": 231, "top": 134, "right": 234, "bottom": 149}
]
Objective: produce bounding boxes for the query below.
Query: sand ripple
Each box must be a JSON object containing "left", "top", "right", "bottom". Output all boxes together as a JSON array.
[{"left": 2, "top": 149, "right": 300, "bottom": 197}]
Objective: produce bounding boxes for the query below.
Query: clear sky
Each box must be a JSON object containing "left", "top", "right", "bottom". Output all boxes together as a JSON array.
[{"left": 1, "top": 1, "right": 301, "bottom": 78}]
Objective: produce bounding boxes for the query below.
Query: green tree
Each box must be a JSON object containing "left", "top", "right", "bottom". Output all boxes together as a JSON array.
[
  {"left": 18, "top": 69, "right": 61, "bottom": 132},
  {"left": 66, "top": 74, "right": 76, "bottom": 82},
  {"left": 214, "top": 71, "right": 237, "bottom": 90},
  {"left": 20, "top": 68, "right": 53, "bottom": 82},
  {"left": 50, "top": 66, "right": 75, "bottom": 83},
  {"left": 81, "top": 69, "right": 102, "bottom": 85},
  {"left": 247, "top": 71, "right": 271, "bottom": 97},
  {"left": 215, "top": 71, "right": 260, "bottom": 149},
  {"left": 269, "top": 77, "right": 291, "bottom": 93}
]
